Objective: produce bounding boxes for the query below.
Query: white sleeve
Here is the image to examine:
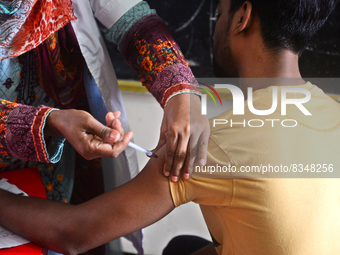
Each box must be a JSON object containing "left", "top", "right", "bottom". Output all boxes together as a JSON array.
[{"left": 89, "top": 0, "right": 142, "bottom": 28}]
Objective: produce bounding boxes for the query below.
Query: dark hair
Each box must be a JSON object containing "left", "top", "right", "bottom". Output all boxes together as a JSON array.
[{"left": 228, "top": 0, "right": 339, "bottom": 53}]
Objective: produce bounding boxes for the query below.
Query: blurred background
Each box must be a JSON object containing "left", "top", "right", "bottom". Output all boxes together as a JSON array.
[{"left": 108, "top": 0, "right": 340, "bottom": 81}]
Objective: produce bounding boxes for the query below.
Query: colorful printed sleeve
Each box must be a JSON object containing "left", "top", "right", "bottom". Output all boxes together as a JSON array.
[
  {"left": 0, "top": 99, "right": 65, "bottom": 163},
  {"left": 105, "top": 1, "right": 201, "bottom": 108}
]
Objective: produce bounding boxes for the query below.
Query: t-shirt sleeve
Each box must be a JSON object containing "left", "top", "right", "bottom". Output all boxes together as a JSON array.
[{"left": 169, "top": 137, "right": 234, "bottom": 207}]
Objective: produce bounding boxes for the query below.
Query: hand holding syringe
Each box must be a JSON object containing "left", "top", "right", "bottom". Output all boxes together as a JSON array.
[{"left": 107, "top": 112, "right": 157, "bottom": 158}]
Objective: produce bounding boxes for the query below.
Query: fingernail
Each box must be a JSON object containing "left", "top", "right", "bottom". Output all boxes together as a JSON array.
[
  {"left": 110, "top": 132, "right": 118, "bottom": 140},
  {"left": 109, "top": 132, "right": 115, "bottom": 139},
  {"left": 184, "top": 173, "right": 190, "bottom": 180},
  {"left": 200, "top": 159, "right": 206, "bottom": 166},
  {"left": 172, "top": 176, "right": 178, "bottom": 182},
  {"left": 164, "top": 171, "right": 170, "bottom": 177}
]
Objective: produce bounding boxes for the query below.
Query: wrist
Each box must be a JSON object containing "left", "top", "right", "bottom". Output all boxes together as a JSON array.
[
  {"left": 162, "top": 82, "right": 201, "bottom": 108},
  {"left": 165, "top": 92, "right": 201, "bottom": 110},
  {"left": 44, "top": 109, "right": 63, "bottom": 137}
]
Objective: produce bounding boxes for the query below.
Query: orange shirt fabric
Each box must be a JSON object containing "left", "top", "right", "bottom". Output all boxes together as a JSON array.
[{"left": 170, "top": 83, "right": 340, "bottom": 255}]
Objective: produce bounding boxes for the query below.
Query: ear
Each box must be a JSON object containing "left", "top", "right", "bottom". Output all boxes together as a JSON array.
[{"left": 233, "top": 1, "right": 253, "bottom": 35}]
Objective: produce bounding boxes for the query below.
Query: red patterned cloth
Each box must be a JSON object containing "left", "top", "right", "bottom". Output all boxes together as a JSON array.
[
  {"left": 0, "top": 99, "right": 54, "bottom": 163},
  {"left": 32, "top": 23, "right": 85, "bottom": 108},
  {"left": 0, "top": 0, "right": 76, "bottom": 61},
  {"left": 120, "top": 14, "right": 200, "bottom": 108}
]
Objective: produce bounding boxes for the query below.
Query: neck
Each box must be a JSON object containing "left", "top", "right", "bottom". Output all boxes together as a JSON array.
[{"left": 238, "top": 49, "right": 305, "bottom": 93}]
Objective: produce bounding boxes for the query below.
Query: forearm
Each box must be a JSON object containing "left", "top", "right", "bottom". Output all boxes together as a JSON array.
[
  {"left": 0, "top": 148, "right": 174, "bottom": 254},
  {"left": 0, "top": 189, "right": 79, "bottom": 255},
  {"left": 120, "top": 13, "right": 199, "bottom": 107},
  {"left": 106, "top": 2, "right": 200, "bottom": 108},
  {"left": 0, "top": 183, "right": 126, "bottom": 255}
]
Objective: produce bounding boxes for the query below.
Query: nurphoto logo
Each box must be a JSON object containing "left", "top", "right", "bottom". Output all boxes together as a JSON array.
[{"left": 198, "top": 81, "right": 312, "bottom": 128}]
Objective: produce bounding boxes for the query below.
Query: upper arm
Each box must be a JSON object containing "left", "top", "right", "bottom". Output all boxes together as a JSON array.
[
  {"left": 74, "top": 146, "right": 175, "bottom": 252},
  {"left": 0, "top": 146, "right": 173, "bottom": 255}
]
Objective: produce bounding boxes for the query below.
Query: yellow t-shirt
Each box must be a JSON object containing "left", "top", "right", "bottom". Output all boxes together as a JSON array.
[{"left": 170, "top": 83, "right": 340, "bottom": 255}]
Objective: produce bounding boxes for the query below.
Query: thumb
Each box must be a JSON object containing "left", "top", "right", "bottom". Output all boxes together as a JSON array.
[{"left": 88, "top": 118, "right": 122, "bottom": 143}]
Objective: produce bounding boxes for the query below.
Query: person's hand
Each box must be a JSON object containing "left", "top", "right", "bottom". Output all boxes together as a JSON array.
[
  {"left": 154, "top": 93, "right": 210, "bottom": 182},
  {"left": 45, "top": 110, "right": 133, "bottom": 160}
]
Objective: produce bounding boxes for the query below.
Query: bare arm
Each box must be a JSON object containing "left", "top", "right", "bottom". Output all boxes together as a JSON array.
[{"left": 0, "top": 147, "right": 174, "bottom": 255}]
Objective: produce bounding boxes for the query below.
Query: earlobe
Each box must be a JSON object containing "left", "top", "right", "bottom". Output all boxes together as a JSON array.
[{"left": 233, "top": 1, "right": 253, "bottom": 35}]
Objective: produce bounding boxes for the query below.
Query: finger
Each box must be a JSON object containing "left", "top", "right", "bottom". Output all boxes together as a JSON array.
[
  {"left": 170, "top": 134, "right": 189, "bottom": 182},
  {"left": 187, "top": 134, "right": 200, "bottom": 176},
  {"left": 111, "top": 131, "right": 133, "bottom": 155},
  {"left": 110, "top": 119, "right": 125, "bottom": 139},
  {"left": 163, "top": 130, "right": 178, "bottom": 178},
  {"left": 105, "top": 112, "right": 114, "bottom": 127},
  {"left": 182, "top": 142, "right": 192, "bottom": 180},
  {"left": 197, "top": 128, "right": 209, "bottom": 166},
  {"left": 87, "top": 131, "right": 133, "bottom": 159},
  {"left": 87, "top": 117, "right": 122, "bottom": 144},
  {"left": 112, "top": 111, "right": 121, "bottom": 119},
  {"left": 105, "top": 111, "right": 121, "bottom": 127}
]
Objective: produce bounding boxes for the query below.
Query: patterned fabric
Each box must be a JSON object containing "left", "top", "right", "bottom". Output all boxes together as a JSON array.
[
  {"left": 0, "top": 17, "right": 81, "bottom": 203},
  {"left": 0, "top": 44, "right": 71, "bottom": 202},
  {"left": 105, "top": 1, "right": 155, "bottom": 47},
  {"left": 0, "top": 54, "right": 54, "bottom": 107},
  {"left": 0, "top": 99, "right": 18, "bottom": 149},
  {"left": 39, "top": 140, "right": 74, "bottom": 202},
  {"left": 0, "top": 0, "right": 76, "bottom": 61},
  {"left": 0, "top": 64, "right": 75, "bottom": 203},
  {"left": 0, "top": 0, "right": 22, "bottom": 15},
  {"left": 17, "top": 51, "right": 53, "bottom": 105},
  {"left": 32, "top": 23, "right": 85, "bottom": 108},
  {"left": 120, "top": 13, "right": 200, "bottom": 108},
  {"left": 151, "top": 64, "right": 199, "bottom": 107},
  {"left": 1, "top": 23, "right": 85, "bottom": 109},
  {"left": 0, "top": 58, "right": 21, "bottom": 99},
  {"left": 0, "top": 99, "right": 60, "bottom": 162},
  {"left": 0, "top": 100, "right": 71, "bottom": 203}
]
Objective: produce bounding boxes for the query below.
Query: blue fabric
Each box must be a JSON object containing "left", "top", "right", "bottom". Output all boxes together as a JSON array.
[
  {"left": 47, "top": 250, "right": 63, "bottom": 255},
  {"left": 0, "top": 58, "right": 21, "bottom": 92},
  {"left": 83, "top": 66, "right": 108, "bottom": 125},
  {"left": 0, "top": 0, "right": 21, "bottom": 15},
  {"left": 105, "top": 1, "right": 155, "bottom": 48}
]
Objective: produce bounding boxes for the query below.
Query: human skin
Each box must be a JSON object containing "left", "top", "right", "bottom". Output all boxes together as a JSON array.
[
  {"left": 159, "top": 93, "right": 210, "bottom": 181},
  {"left": 45, "top": 110, "right": 133, "bottom": 160},
  {"left": 213, "top": 0, "right": 304, "bottom": 86},
  {"left": 0, "top": 1, "right": 315, "bottom": 254},
  {"left": 0, "top": 145, "right": 173, "bottom": 255}
]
